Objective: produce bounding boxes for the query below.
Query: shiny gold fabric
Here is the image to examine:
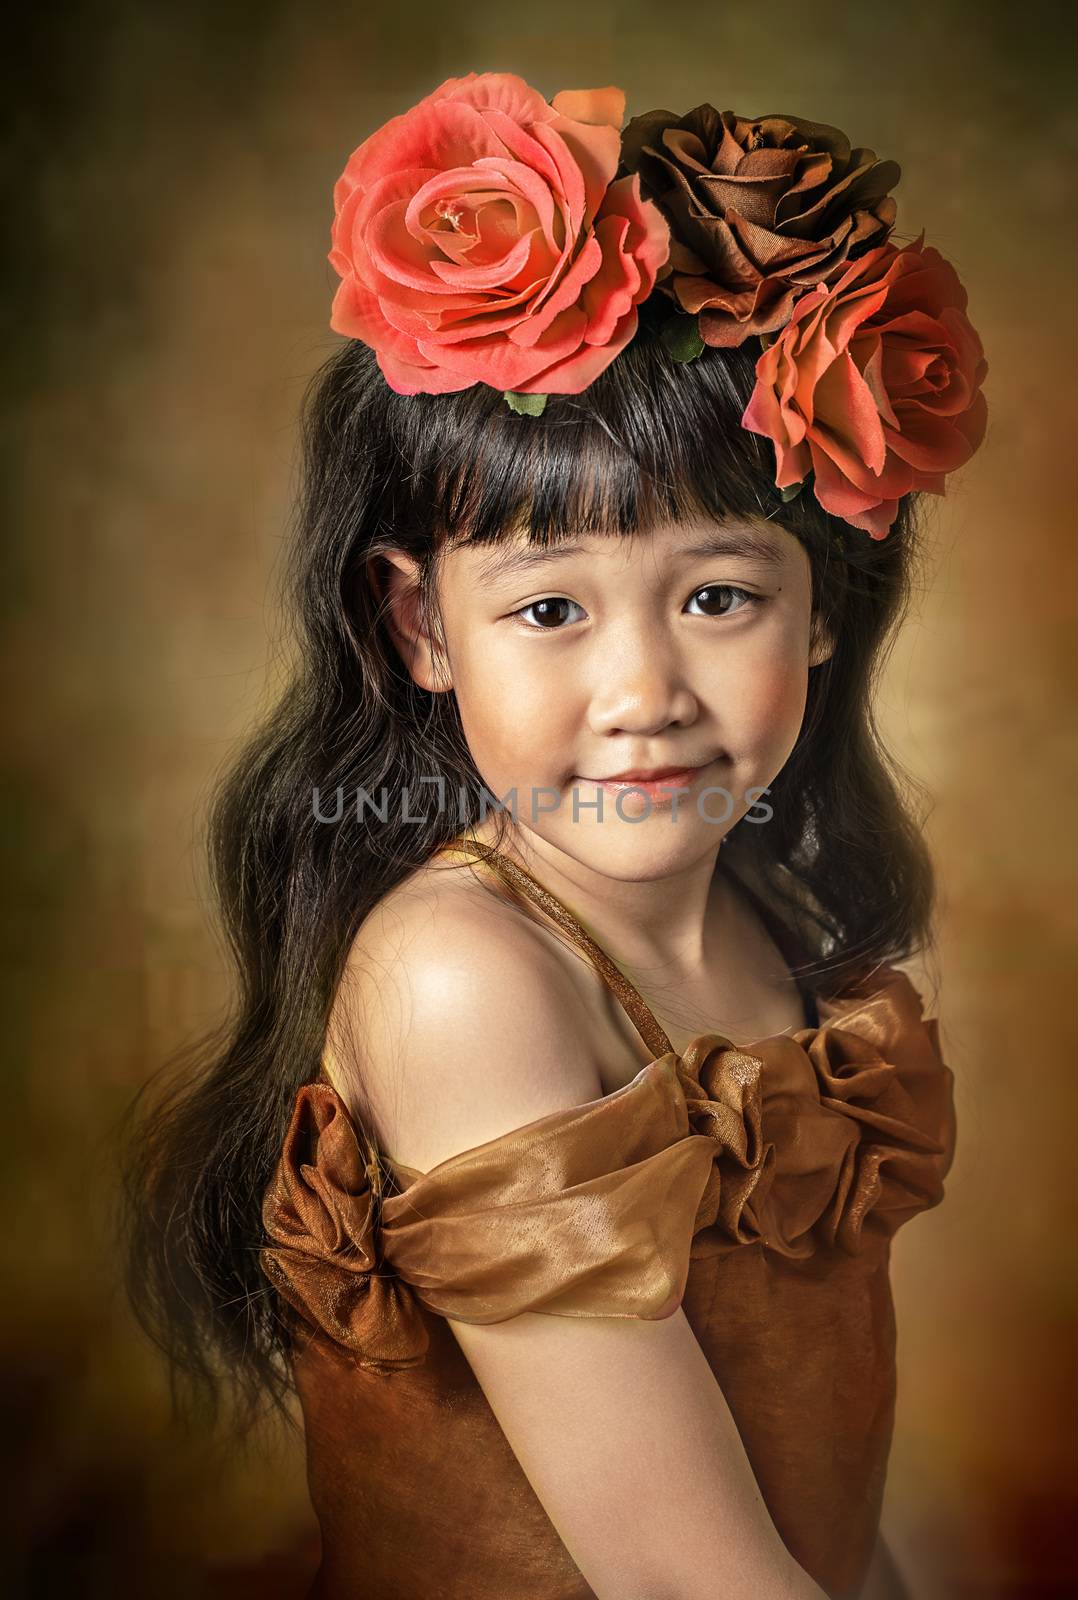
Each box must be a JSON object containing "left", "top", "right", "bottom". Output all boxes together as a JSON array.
[{"left": 260, "top": 848, "right": 957, "bottom": 1600}]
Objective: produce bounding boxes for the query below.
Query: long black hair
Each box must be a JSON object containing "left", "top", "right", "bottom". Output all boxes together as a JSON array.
[{"left": 119, "top": 300, "right": 936, "bottom": 1434}]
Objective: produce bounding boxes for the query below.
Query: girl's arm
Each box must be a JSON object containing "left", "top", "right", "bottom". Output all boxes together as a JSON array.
[
  {"left": 449, "top": 1302, "right": 828, "bottom": 1600},
  {"left": 339, "top": 892, "right": 829, "bottom": 1600}
]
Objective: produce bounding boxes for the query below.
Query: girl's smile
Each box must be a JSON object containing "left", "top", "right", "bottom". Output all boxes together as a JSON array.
[{"left": 568, "top": 762, "right": 715, "bottom": 810}]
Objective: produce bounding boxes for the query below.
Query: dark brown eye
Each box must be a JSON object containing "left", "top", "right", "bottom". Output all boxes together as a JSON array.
[
  {"left": 515, "top": 597, "right": 583, "bottom": 630},
  {"left": 687, "top": 585, "right": 755, "bottom": 617}
]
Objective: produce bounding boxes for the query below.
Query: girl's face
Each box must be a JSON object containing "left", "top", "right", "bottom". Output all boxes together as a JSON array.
[{"left": 383, "top": 518, "right": 832, "bottom": 880}]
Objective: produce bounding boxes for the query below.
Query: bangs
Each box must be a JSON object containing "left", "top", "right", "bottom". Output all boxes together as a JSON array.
[{"left": 375, "top": 331, "right": 780, "bottom": 556}]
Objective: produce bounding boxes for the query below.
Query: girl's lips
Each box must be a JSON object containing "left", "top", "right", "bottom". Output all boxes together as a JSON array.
[{"left": 573, "top": 765, "right": 706, "bottom": 791}]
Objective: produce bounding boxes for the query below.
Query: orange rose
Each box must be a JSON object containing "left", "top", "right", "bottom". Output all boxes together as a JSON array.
[
  {"left": 328, "top": 71, "right": 670, "bottom": 398},
  {"left": 741, "top": 234, "right": 988, "bottom": 538}
]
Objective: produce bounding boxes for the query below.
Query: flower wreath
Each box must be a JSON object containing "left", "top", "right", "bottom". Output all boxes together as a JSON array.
[{"left": 327, "top": 71, "right": 988, "bottom": 539}]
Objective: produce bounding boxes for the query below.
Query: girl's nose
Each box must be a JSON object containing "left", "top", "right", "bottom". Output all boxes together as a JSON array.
[{"left": 587, "top": 643, "right": 699, "bottom": 736}]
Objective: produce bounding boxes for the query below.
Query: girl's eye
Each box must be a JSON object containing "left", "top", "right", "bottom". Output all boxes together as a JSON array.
[
  {"left": 685, "top": 584, "right": 758, "bottom": 619},
  {"left": 512, "top": 597, "right": 586, "bottom": 631},
  {"left": 511, "top": 585, "right": 759, "bottom": 632}
]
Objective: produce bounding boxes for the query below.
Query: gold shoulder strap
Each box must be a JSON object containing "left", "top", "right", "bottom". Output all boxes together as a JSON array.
[{"left": 435, "top": 837, "right": 674, "bottom": 1062}]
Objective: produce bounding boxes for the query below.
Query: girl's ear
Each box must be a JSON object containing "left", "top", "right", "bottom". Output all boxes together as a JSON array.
[
  {"left": 369, "top": 550, "right": 453, "bottom": 693},
  {"left": 808, "top": 612, "right": 836, "bottom": 669}
]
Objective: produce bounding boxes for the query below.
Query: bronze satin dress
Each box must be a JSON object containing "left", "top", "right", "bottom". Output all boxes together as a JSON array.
[{"left": 260, "top": 839, "right": 958, "bottom": 1600}]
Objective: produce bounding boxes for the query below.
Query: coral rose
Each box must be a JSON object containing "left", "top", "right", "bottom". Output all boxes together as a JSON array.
[
  {"left": 741, "top": 234, "right": 989, "bottom": 538},
  {"left": 619, "top": 104, "right": 900, "bottom": 347},
  {"left": 328, "top": 71, "right": 671, "bottom": 397}
]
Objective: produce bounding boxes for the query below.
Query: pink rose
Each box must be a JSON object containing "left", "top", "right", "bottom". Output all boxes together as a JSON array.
[
  {"left": 328, "top": 71, "right": 671, "bottom": 397},
  {"left": 742, "top": 233, "right": 989, "bottom": 538}
]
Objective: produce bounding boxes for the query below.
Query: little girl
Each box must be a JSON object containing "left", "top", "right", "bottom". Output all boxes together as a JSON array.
[{"left": 123, "top": 72, "right": 987, "bottom": 1600}]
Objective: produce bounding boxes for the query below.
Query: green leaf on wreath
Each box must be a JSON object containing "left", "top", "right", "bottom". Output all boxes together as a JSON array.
[
  {"left": 660, "top": 316, "right": 705, "bottom": 364},
  {"left": 504, "top": 391, "right": 548, "bottom": 416},
  {"left": 779, "top": 481, "right": 804, "bottom": 503}
]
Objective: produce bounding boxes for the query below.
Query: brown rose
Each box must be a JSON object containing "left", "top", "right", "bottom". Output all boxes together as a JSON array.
[{"left": 619, "top": 104, "right": 901, "bottom": 347}]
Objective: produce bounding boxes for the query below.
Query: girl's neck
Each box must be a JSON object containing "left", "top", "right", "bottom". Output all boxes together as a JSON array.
[
  {"left": 458, "top": 820, "right": 735, "bottom": 991},
  {"left": 450, "top": 819, "right": 813, "bottom": 1057}
]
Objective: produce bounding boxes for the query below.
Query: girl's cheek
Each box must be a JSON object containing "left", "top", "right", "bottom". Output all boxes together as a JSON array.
[
  {"left": 454, "top": 648, "right": 568, "bottom": 775},
  {"left": 728, "top": 652, "right": 808, "bottom": 749}
]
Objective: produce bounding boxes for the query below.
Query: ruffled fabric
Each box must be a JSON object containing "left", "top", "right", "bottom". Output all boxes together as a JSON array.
[
  {"left": 261, "top": 1056, "right": 718, "bottom": 1369},
  {"left": 260, "top": 961, "right": 955, "bottom": 1367},
  {"left": 259, "top": 1085, "right": 431, "bottom": 1372},
  {"left": 683, "top": 961, "right": 957, "bottom": 1260}
]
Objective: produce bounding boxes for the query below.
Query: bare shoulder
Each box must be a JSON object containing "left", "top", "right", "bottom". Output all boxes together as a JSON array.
[{"left": 327, "top": 855, "right": 605, "bottom": 1173}]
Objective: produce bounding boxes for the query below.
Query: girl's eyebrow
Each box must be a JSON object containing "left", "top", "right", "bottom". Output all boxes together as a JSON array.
[{"left": 473, "top": 527, "right": 788, "bottom": 586}]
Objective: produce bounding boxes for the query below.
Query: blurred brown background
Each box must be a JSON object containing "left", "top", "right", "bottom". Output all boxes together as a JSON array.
[{"left": 4, "top": 1, "right": 1076, "bottom": 1595}]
